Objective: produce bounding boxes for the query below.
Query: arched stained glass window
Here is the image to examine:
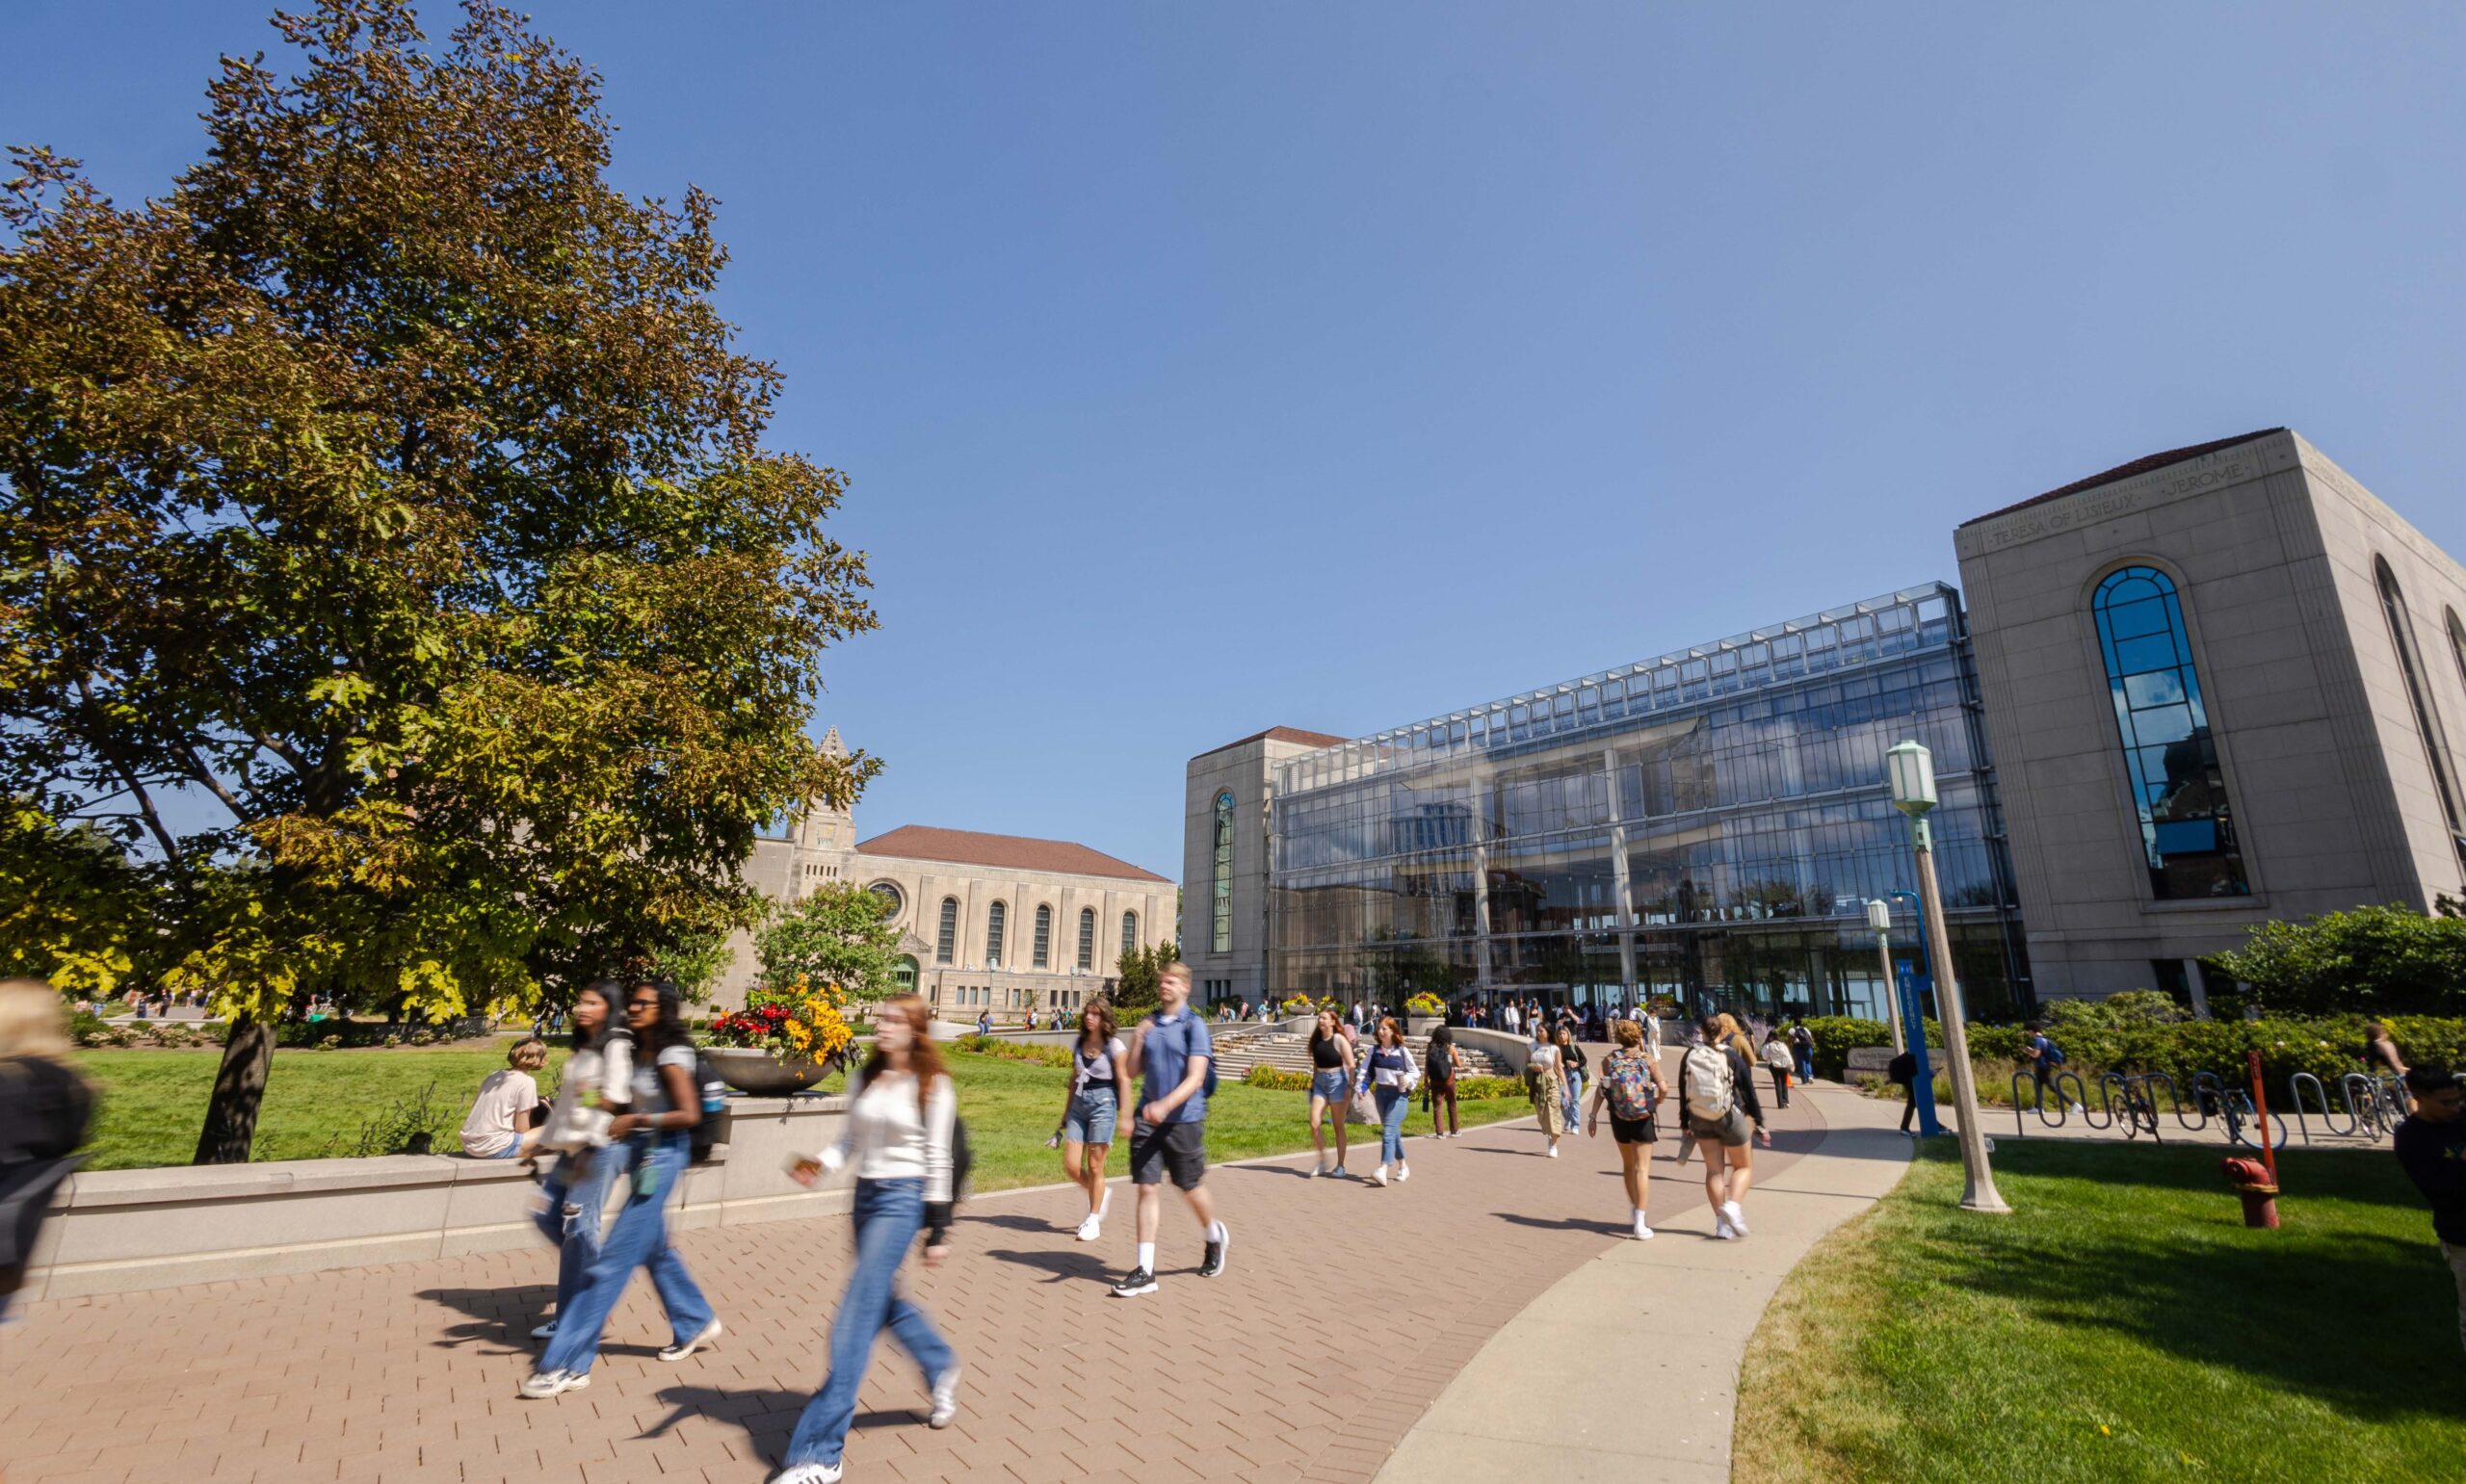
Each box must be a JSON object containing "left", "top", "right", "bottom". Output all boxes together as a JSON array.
[
  {"left": 2091, "top": 566, "right": 2249, "bottom": 898},
  {"left": 935, "top": 898, "right": 958, "bottom": 964},
  {"left": 2376, "top": 560, "right": 2466, "bottom": 857},
  {"left": 1033, "top": 904, "right": 1053, "bottom": 969},
  {"left": 1077, "top": 908, "right": 1096, "bottom": 971},
  {"left": 1122, "top": 909, "right": 1139, "bottom": 962},
  {"left": 1211, "top": 790, "right": 1235, "bottom": 953},
  {"left": 986, "top": 901, "right": 1007, "bottom": 968}
]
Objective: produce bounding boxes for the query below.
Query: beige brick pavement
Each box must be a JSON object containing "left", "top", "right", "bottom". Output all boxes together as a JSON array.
[{"left": 2, "top": 1089, "right": 1823, "bottom": 1484}]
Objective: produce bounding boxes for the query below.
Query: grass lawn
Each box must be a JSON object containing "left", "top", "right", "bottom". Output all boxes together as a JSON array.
[
  {"left": 1734, "top": 1140, "right": 2466, "bottom": 1483},
  {"left": 70, "top": 1045, "right": 1534, "bottom": 1182}
]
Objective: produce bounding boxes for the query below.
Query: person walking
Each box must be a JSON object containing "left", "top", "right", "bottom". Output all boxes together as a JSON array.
[
  {"left": 522, "top": 982, "right": 720, "bottom": 1398},
  {"left": 1527, "top": 1028, "right": 1567, "bottom": 1158},
  {"left": 1760, "top": 1028, "right": 1795, "bottom": 1111},
  {"left": 1587, "top": 1019, "right": 1667, "bottom": 1239},
  {"left": 2366, "top": 1021, "right": 2414, "bottom": 1114},
  {"left": 526, "top": 981, "right": 636, "bottom": 1341},
  {"left": 1789, "top": 1018, "right": 1816, "bottom": 1085},
  {"left": 1363, "top": 1017, "right": 1417, "bottom": 1186},
  {"left": 460, "top": 1035, "right": 548, "bottom": 1159},
  {"left": 1112, "top": 963, "right": 1229, "bottom": 1298},
  {"left": 1886, "top": 1048, "right": 1922, "bottom": 1135},
  {"left": 1676, "top": 1013, "right": 1766, "bottom": 1239},
  {"left": 1424, "top": 1025, "right": 1464, "bottom": 1139},
  {"left": 1502, "top": 1000, "right": 1521, "bottom": 1037},
  {"left": 1304, "top": 1008, "right": 1357, "bottom": 1178},
  {"left": 772, "top": 996, "right": 961, "bottom": 1483},
  {"left": 1556, "top": 1026, "right": 1588, "bottom": 1135},
  {"left": 0, "top": 980, "right": 95, "bottom": 1325},
  {"left": 2393, "top": 1065, "right": 2466, "bottom": 1354},
  {"left": 1058, "top": 1000, "right": 1129, "bottom": 1240}
]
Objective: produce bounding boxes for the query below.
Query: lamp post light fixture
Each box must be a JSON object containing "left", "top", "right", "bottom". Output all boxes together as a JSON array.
[
  {"left": 1865, "top": 898, "right": 1906, "bottom": 1054},
  {"left": 1884, "top": 740, "right": 2010, "bottom": 1215}
]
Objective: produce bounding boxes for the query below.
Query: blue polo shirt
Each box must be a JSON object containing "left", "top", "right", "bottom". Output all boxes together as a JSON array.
[{"left": 1139, "top": 1007, "right": 1214, "bottom": 1125}]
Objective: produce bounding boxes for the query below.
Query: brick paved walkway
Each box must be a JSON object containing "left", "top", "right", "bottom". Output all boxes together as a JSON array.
[{"left": 3, "top": 1092, "right": 1823, "bottom": 1484}]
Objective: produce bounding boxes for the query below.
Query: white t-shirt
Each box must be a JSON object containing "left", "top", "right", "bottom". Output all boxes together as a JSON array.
[
  {"left": 1528, "top": 1043, "right": 1561, "bottom": 1077},
  {"left": 459, "top": 1069, "right": 540, "bottom": 1157},
  {"left": 633, "top": 1043, "right": 698, "bottom": 1115},
  {"left": 822, "top": 1067, "right": 958, "bottom": 1203}
]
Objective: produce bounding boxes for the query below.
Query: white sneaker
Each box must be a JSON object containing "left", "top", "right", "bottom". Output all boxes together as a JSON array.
[
  {"left": 1371, "top": 1164, "right": 1389, "bottom": 1187},
  {"left": 1311, "top": 1163, "right": 1327, "bottom": 1178},
  {"left": 658, "top": 1317, "right": 723, "bottom": 1362},
  {"left": 1547, "top": 1144, "right": 1560, "bottom": 1159},
  {"left": 1075, "top": 1212, "right": 1101, "bottom": 1241},
  {"left": 1395, "top": 1163, "right": 1410, "bottom": 1183},
  {"left": 517, "top": 1368, "right": 590, "bottom": 1399},
  {"left": 529, "top": 1317, "right": 558, "bottom": 1341},
  {"left": 1634, "top": 1221, "right": 1655, "bottom": 1240},
  {"left": 769, "top": 1464, "right": 843, "bottom": 1484},
  {"left": 929, "top": 1365, "right": 961, "bottom": 1429},
  {"left": 1713, "top": 1218, "right": 1737, "bottom": 1240},
  {"left": 1721, "top": 1200, "right": 1749, "bottom": 1237}
]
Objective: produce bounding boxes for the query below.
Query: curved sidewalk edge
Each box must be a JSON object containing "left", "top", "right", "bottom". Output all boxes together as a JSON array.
[{"left": 1373, "top": 1082, "right": 1916, "bottom": 1483}]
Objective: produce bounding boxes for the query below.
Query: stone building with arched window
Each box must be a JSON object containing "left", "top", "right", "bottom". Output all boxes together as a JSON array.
[{"left": 722, "top": 728, "right": 1177, "bottom": 1018}]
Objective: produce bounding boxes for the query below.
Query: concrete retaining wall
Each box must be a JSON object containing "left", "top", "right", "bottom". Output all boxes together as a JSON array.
[{"left": 23, "top": 1094, "right": 853, "bottom": 1302}]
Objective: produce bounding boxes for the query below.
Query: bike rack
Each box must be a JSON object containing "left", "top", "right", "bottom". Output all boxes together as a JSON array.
[
  {"left": 2101, "top": 1072, "right": 2164, "bottom": 1141},
  {"left": 2338, "top": 1072, "right": 2409, "bottom": 1142},
  {"left": 2007, "top": 1070, "right": 2071, "bottom": 1136},
  {"left": 2194, "top": 1069, "right": 2287, "bottom": 1152},
  {"left": 2058, "top": 1070, "right": 2110, "bottom": 1130},
  {"left": 2288, "top": 1072, "right": 2346, "bottom": 1143}
]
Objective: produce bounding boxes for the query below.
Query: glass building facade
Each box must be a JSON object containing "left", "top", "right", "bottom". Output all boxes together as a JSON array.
[{"left": 1266, "top": 584, "right": 2029, "bottom": 1022}]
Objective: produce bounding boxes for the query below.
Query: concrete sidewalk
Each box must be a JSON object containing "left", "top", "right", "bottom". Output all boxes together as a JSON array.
[{"left": 1374, "top": 1081, "right": 1914, "bottom": 1483}]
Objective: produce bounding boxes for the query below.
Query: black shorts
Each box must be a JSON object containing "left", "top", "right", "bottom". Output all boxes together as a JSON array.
[
  {"left": 1129, "top": 1119, "right": 1207, "bottom": 1189},
  {"left": 1610, "top": 1112, "right": 1658, "bottom": 1145}
]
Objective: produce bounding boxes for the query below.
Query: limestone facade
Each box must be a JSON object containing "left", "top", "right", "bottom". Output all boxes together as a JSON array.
[
  {"left": 1956, "top": 429, "right": 2466, "bottom": 1002},
  {"left": 1181, "top": 726, "right": 1347, "bottom": 1009},
  {"left": 721, "top": 729, "right": 1177, "bottom": 1020}
]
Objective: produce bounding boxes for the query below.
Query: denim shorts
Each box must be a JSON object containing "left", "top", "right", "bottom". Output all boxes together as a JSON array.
[
  {"left": 1064, "top": 1085, "right": 1118, "bottom": 1145},
  {"left": 1311, "top": 1068, "right": 1351, "bottom": 1101}
]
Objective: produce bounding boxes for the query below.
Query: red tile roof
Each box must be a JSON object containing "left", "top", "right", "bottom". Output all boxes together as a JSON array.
[
  {"left": 854, "top": 825, "right": 1172, "bottom": 883},
  {"left": 1191, "top": 725, "right": 1348, "bottom": 761},
  {"left": 1959, "top": 428, "right": 2285, "bottom": 529}
]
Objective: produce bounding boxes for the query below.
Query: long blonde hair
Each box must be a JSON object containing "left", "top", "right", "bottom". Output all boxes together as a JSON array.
[
  {"left": 1714, "top": 1012, "right": 1752, "bottom": 1058},
  {"left": 0, "top": 978, "right": 75, "bottom": 1059}
]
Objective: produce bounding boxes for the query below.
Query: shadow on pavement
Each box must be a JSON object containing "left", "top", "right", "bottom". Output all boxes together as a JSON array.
[
  {"left": 643, "top": 1382, "right": 925, "bottom": 1464},
  {"left": 981, "top": 1245, "right": 1115, "bottom": 1285},
  {"left": 1489, "top": 1211, "right": 1633, "bottom": 1237},
  {"left": 416, "top": 1283, "right": 551, "bottom": 1351}
]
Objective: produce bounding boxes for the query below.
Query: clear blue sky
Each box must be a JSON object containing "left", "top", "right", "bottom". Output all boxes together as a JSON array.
[{"left": 13, "top": 2, "right": 2466, "bottom": 896}]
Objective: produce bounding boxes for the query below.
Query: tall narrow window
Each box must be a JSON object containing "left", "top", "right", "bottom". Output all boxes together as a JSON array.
[
  {"left": 1077, "top": 908, "right": 1095, "bottom": 970},
  {"left": 2376, "top": 560, "right": 2466, "bottom": 856},
  {"left": 1121, "top": 910, "right": 1139, "bottom": 962},
  {"left": 986, "top": 901, "right": 1007, "bottom": 968},
  {"left": 2091, "top": 566, "right": 2249, "bottom": 898},
  {"left": 1033, "top": 904, "right": 1052, "bottom": 969},
  {"left": 935, "top": 898, "right": 958, "bottom": 964},
  {"left": 1211, "top": 789, "right": 1235, "bottom": 953}
]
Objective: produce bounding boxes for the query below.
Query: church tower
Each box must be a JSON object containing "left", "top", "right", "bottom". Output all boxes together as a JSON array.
[{"left": 795, "top": 726, "right": 858, "bottom": 851}]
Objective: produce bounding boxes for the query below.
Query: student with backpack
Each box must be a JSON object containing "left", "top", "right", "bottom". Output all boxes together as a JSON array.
[
  {"left": 1587, "top": 1019, "right": 1668, "bottom": 1239},
  {"left": 1112, "top": 963, "right": 1230, "bottom": 1298},
  {"left": 1789, "top": 1018, "right": 1816, "bottom": 1084},
  {"left": 2024, "top": 1022, "right": 2080, "bottom": 1113},
  {"left": 774, "top": 995, "right": 963, "bottom": 1483},
  {"left": 1761, "top": 1030, "right": 1796, "bottom": 1110},
  {"left": 1676, "top": 1013, "right": 1767, "bottom": 1239},
  {"left": 1424, "top": 1025, "right": 1465, "bottom": 1139}
]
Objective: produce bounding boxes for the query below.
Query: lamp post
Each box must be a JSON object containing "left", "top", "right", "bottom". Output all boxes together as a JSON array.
[
  {"left": 1864, "top": 898, "right": 1905, "bottom": 1054},
  {"left": 1886, "top": 740, "right": 2009, "bottom": 1215}
]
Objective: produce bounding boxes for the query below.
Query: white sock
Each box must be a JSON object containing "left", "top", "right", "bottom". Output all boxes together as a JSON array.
[
  {"left": 1137, "top": 1242, "right": 1155, "bottom": 1272},
  {"left": 1207, "top": 1221, "right": 1226, "bottom": 1244}
]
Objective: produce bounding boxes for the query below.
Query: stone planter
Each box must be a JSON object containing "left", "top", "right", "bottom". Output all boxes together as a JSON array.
[
  {"left": 1406, "top": 1013, "right": 1444, "bottom": 1038},
  {"left": 704, "top": 1047, "right": 838, "bottom": 1096}
]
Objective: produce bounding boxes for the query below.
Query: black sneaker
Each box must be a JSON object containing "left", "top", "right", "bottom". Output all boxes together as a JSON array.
[
  {"left": 1199, "top": 1226, "right": 1230, "bottom": 1279},
  {"left": 1110, "top": 1266, "right": 1158, "bottom": 1298}
]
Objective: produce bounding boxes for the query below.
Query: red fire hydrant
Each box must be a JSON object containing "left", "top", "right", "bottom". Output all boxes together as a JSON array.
[{"left": 2221, "top": 1156, "right": 2278, "bottom": 1230}]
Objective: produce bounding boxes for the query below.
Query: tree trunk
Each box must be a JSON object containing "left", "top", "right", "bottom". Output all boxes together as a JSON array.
[{"left": 193, "top": 1010, "right": 276, "bottom": 1164}]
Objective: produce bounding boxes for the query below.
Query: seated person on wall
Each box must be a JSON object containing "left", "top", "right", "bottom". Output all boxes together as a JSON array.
[
  {"left": 2395, "top": 1065, "right": 2466, "bottom": 1355},
  {"left": 460, "top": 1036, "right": 549, "bottom": 1159}
]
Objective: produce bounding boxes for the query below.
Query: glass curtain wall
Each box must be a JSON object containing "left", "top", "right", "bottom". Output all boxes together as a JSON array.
[{"left": 1267, "top": 585, "right": 2030, "bottom": 1023}]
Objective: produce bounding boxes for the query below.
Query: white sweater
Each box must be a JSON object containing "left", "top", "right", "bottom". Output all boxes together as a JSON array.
[
  {"left": 536, "top": 1032, "right": 636, "bottom": 1153},
  {"left": 823, "top": 1067, "right": 957, "bottom": 1205}
]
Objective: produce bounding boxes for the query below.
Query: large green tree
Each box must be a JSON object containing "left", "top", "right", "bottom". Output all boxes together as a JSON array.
[
  {"left": 1, "top": 1, "right": 877, "bottom": 1160},
  {"left": 754, "top": 882, "right": 905, "bottom": 1002}
]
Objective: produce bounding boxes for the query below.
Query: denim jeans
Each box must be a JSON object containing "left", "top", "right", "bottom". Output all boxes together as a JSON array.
[
  {"left": 534, "top": 1145, "right": 626, "bottom": 1319},
  {"left": 537, "top": 1134, "right": 714, "bottom": 1375},
  {"left": 1797, "top": 1052, "right": 1814, "bottom": 1083},
  {"left": 785, "top": 1178, "right": 958, "bottom": 1470},
  {"left": 1375, "top": 1085, "right": 1407, "bottom": 1165},
  {"left": 1562, "top": 1071, "right": 1585, "bottom": 1133}
]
